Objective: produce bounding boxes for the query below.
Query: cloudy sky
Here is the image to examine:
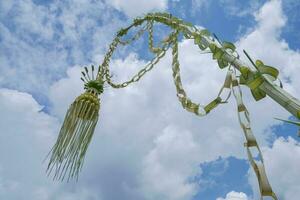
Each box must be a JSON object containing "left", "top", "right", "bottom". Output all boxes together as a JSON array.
[{"left": 0, "top": 0, "right": 300, "bottom": 199}]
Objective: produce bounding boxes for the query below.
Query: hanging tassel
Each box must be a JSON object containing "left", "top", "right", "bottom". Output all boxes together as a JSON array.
[{"left": 47, "top": 66, "right": 104, "bottom": 181}]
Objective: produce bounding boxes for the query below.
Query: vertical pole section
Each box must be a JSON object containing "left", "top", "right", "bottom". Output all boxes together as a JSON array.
[{"left": 260, "top": 80, "right": 300, "bottom": 119}]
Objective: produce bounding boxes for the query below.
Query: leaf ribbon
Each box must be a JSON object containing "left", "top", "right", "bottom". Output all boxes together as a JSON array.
[
  {"left": 239, "top": 60, "right": 279, "bottom": 101},
  {"left": 208, "top": 41, "right": 236, "bottom": 69}
]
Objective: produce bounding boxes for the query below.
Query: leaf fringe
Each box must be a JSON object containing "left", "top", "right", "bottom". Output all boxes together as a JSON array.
[{"left": 47, "top": 92, "right": 100, "bottom": 181}]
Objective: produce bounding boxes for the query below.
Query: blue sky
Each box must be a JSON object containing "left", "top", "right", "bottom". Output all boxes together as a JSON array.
[{"left": 0, "top": 0, "right": 300, "bottom": 200}]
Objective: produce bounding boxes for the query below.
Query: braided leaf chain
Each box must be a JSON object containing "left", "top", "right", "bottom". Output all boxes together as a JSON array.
[
  {"left": 118, "top": 24, "right": 148, "bottom": 46},
  {"left": 148, "top": 20, "right": 163, "bottom": 54},
  {"left": 171, "top": 33, "right": 233, "bottom": 116},
  {"left": 97, "top": 37, "right": 119, "bottom": 81},
  {"left": 103, "top": 41, "right": 169, "bottom": 89},
  {"left": 171, "top": 32, "right": 205, "bottom": 116},
  {"left": 231, "top": 68, "right": 278, "bottom": 200}
]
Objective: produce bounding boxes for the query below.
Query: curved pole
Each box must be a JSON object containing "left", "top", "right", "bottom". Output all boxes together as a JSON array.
[{"left": 111, "top": 13, "right": 300, "bottom": 119}]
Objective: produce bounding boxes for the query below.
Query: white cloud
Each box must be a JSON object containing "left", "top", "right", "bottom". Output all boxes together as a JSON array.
[
  {"left": 253, "top": 0, "right": 286, "bottom": 35},
  {"left": 234, "top": 0, "right": 300, "bottom": 142},
  {"left": 140, "top": 126, "right": 200, "bottom": 200},
  {"left": 48, "top": 66, "right": 84, "bottom": 119},
  {"left": 248, "top": 137, "right": 300, "bottom": 200},
  {"left": 45, "top": 41, "right": 248, "bottom": 199},
  {"left": 191, "top": 0, "right": 210, "bottom": 15},
  {"left": 0, "top": 88, "right": 57, "bottom": 145},
  {"left": 265, "top": 137, "right": 300, "bottom": 199},
  {"left": 219, "top": 0, "right": 261, "bottom": 18},
  {"left": 0, "top": 0, "right": 300, "bottom": 199},
  {"left": 13, "top": 0, "right": 55, "bottom": 40},
  {"left": 236, "top": 0, "right": 300, "bottom": 97},
  {"left": 44, "top": 1, "right": 300, "bottom": 197},
  {"left": 107, "top": 0, "right": 167, "bottom": 18},
  {"left": 0, "top": 0, "right": 125, "bottom": 95},
  {"left": 0, "top": 88, "right": 58, "bottom": 199},
  {"left": 45, "top": 43, "right": 252, "bottom": 199},
  {"left": 216, "top": 191, "right": 248, "bottom": 200},
  {"left": 234, "top": 0, "right": 300, "bottom": 198},
  {"left": 0, "top": 87, "right": 108, "bottom": 199}
]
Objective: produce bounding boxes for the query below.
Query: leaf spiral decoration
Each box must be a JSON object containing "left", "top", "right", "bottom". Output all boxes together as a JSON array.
[{"left": 47, "top": 66, "right": 103, "bottom": 181}]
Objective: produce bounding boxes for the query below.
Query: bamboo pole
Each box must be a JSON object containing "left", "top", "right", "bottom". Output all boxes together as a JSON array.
[
  {"left": 198, "top": 29, "right": 300, "bottom": 119},
  {"left": 126, "top": 13, "right": 300, "bottom": 119}
]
